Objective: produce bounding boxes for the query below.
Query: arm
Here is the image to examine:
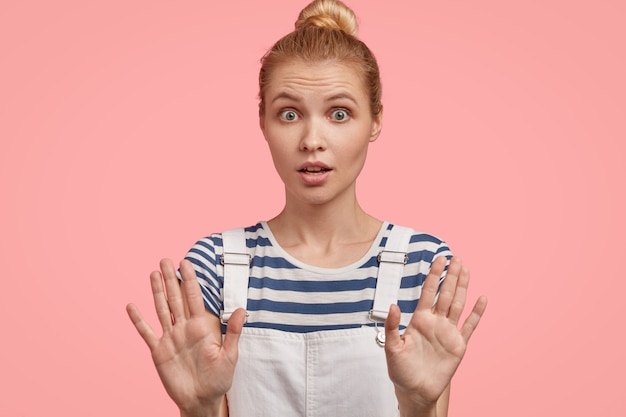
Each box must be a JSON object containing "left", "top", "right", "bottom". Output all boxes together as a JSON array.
[
  {"left": 179, "top": 392, "right": 228, "bottom": 417},
  {"left": 436, "top": 384, "right": 450, "bottom": 417},
  {"left": 127, "top": 259, "right": 245, "bottom": 417},
  {"left": 384, "top": 256, "right": 487, "bottom": 417}
]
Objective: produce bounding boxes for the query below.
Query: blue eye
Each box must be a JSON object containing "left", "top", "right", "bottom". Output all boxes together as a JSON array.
[
  {"left": 280, "top": 110, "right": 299, "bottom": 121},
  {"left": 330, "top": 109, "right": 350, "bottom": 121}
]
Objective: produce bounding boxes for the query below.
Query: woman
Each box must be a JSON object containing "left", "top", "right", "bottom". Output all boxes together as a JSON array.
[{"left": 126, "top": 1, "right": 487, "bottom": 416}]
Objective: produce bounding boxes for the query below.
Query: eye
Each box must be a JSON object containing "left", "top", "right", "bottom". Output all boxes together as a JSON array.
[
  {"left": 279, "top": 110, "right": 299, "bottom": 122},
  {"left": 330, "top": 109, "right": 350, "bottom": 122}
]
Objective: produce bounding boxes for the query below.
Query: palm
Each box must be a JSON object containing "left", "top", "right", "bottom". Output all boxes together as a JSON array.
[
  {"left": 127, "top": 259, "right": 245, "bottom": 412},
  {"left": 384, "top": 256, "right": 487, "bottom": 404},
  {"left": 150, "top": 314, "right": 231, "bottom": 405}
]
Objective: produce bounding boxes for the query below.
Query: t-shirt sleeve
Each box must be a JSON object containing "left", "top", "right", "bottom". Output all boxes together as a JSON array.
[
  {"left": 180, "top": 236, "right": 223, "bottom": 318},
  {"left": 407, "top": 232, "right": 452, "bottom": 282}
]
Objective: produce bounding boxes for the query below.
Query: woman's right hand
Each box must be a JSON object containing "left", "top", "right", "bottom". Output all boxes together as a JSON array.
[{"left": 127, "top": 259, "right": 246, "bottom": 417}]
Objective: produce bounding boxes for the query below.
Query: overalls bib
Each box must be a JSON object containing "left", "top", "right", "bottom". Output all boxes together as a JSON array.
[{"left": 220, "top": 226, "right": 413, "bottom": 417}]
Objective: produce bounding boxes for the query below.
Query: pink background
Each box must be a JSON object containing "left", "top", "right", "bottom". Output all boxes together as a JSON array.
[{"left": 1, "top": 0, "right": 624, "bottom": 415}]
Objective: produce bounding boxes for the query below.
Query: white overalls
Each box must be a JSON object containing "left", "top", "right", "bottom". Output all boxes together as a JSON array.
[{"left": 219, "top": 226, "right": 414, "bottom": 417}]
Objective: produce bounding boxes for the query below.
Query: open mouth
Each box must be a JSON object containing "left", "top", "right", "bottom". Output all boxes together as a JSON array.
[{"left": 299, "top": 167, "right": 331, "bottom": 174}]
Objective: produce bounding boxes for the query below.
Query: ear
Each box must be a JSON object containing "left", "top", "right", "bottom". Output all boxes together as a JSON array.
[{"left": 369, "top": 105, "right": 383, "bottom": 142}]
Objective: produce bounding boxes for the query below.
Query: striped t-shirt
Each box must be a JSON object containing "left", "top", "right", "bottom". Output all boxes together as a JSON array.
[{"left": 184, "top": 221, "right": 451, "bottom": 333}]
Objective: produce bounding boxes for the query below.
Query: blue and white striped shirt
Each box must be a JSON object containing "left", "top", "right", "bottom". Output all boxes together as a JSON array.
[{"left": 185, "top": 221, "right": 451, "bottom": 333}]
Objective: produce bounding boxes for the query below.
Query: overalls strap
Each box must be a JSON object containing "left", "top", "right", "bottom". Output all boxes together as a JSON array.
[
  {"left": 220, "top": 224, "right": 414, "bottom": 324},
  {"left": 370, "top": 225, "right": 414, "bottom": 322},
  {"left": 220, "top": 228, "right": 250, "bottom": 324}
]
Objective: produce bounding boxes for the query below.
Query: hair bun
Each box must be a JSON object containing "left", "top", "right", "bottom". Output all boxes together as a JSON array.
[{"left": 295, "top": 0, "right": 358, "bottom": 37}]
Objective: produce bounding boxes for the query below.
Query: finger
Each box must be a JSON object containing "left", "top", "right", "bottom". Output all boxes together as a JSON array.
[
  {"left": 178, "top": 263, "right": 190, "bottom": 319},
  {"left": 160, "top": 258, "right": 186, "bottom": 322},
  {"left": 447, "top": 266, "right": 469, "bottom": 325},
  {"left": 150, "top": 270, "right": 174, "bottom": 331},
  {"left": 434, "top": 257, "right": 461, "bottom": 317},
  {"left": 222, "top": 308, "right": 246, "bottom": 363},
  {"left": 180, "top": 259, "right": 206, "bottom": 319},
  {"left": 182, "top": 294, "right": 191, "bottom": 319},
  {"left": 126, "top": 303, "right": 159, "bottom": 350},
  {"left": 179, "top": 271, "right": 190, "bottom": 319},
  {"left": 417, "top": 256, "right": 447, "bottom": 312},
  {"left": 383, "top": 304, "right": 403, "bottom": 353},
  {"left": 460, "top": 296, "right": 488, "bottom": 342}
]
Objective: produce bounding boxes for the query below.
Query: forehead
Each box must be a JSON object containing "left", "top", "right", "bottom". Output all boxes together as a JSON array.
[{"left": 265, "top": 60, "right": 368, "bottom": 101}]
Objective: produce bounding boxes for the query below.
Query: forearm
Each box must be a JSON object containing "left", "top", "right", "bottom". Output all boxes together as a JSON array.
[
  {"left": 398, "top": 406, "right": 437, "bottom": 417},
  {"left": 179, "top": 395, "right": 227, "bottom": 417},
  {"left": 396, "top": 392, "right": 437, "bottom": 417},
  {"left": 396, "top": 383, "right": 450, "bottom": 417}
]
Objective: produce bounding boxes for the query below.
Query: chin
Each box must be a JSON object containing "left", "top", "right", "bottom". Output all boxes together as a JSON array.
[
  {"left": 293, "top": 186, "right": 354, "bottom": 207},
  {"left": 301, "top": 193, "right": 333, "bottom": 206}
]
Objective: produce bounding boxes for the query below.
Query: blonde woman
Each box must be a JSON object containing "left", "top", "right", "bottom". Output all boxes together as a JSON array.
[{"left": 127, "top": 1, "right": 487, "bottom": 416}]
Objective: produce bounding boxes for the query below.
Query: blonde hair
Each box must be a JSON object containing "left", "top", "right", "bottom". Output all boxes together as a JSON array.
[
  {"left": 295, "top": 0, "right": 358, "bottom": 36},
  {"left": 258, "top": 0, "right": 382, "bottom": 117}
]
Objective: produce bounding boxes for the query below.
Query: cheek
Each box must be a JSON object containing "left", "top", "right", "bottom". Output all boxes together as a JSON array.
[
  {"left": 342, "top": 128, "right": 372, "bottom": 158},
  {"left": 266, "top": 139, "right": 291, "bottom": 169}
]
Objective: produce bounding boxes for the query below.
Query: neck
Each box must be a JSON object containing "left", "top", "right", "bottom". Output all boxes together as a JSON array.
[{"left": 268, "top": 190, "right": 381, "bottom": 246}]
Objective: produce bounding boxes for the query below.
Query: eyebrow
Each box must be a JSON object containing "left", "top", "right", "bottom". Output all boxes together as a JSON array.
[
  {"left": 327, "top": 93, "right": 359, "bottom": 107},
  {"left": 270, "top": 91, "right": 360, "bottom": 107},
  {"left": 271, "top": 92, "right": 300, "bottom": 104}
]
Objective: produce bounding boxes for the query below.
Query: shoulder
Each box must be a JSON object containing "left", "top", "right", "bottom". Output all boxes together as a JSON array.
[
  {"left": 386, "top": 222, "right": 452, "bottom": 261},
  {"left": 185, "top": 222, "right": 268, "bottom": 264},
  {"left": 386, "top": 222, "right": 448, "bottom": 247}
]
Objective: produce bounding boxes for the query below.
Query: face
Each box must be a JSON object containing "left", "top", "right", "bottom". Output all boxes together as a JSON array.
[{"left": 260, "top": 60, "right": 382, "bottom": 207}]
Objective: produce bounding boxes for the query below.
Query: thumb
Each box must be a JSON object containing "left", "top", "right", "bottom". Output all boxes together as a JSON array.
[
  {"left": 222, "top": 308, "right": 246, "bottom": 360},
  {"left": 384, "top": 304, "right": 403, "bottom": 352}
]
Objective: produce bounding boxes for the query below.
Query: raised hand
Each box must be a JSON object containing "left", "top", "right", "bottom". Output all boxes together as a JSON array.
[
  {"left": 126, "top": 259, "right": 246, "bottom": 417},
  {"left": 384, "top": 256, "right": 487, "bottom": 413}
]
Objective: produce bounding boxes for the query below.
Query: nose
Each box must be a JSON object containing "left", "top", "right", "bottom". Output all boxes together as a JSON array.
[{"left": 299, "top": 119, "right": 327, "bottom": 152}]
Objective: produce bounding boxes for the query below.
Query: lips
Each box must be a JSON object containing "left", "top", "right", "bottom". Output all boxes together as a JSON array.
[
  {"left": 297, "top": 162, "right": 332, "bottom": 185},
  {"left": 299, "top": 166, "right": 330, "bottom": 173},
  {"left": 298, "top": 162, "right": 331, "bottom": 174}
]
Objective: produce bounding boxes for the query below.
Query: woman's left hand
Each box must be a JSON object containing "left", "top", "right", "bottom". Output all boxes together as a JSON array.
[{"left": 384, "top": 256, "right": 487, "bottom": 412}]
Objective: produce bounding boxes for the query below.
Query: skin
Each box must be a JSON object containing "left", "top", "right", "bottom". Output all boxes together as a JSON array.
[
  {"left": 126, "top": 260, "right": 237, "bottom": 417},
  {"left": 126, "top": 60, "right": 488, "bottom": 417},
  {"left": 260, "top": 60, "right": 384, "bottom": 267}
]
